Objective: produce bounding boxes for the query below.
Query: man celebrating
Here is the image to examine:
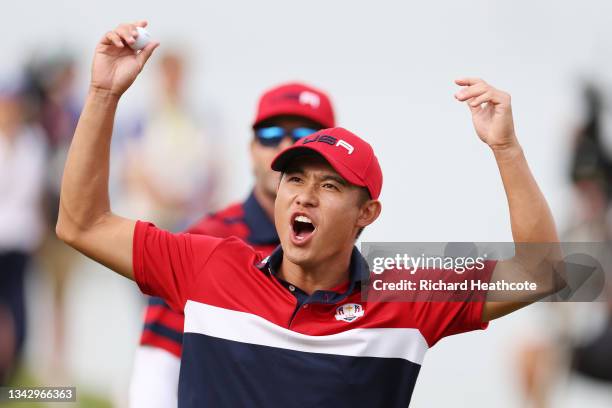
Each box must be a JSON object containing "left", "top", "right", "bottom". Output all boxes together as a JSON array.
[
  {"left": 57, "top": 22, "right": 562, "bottom": 407},
  {"left": 130, "top": 81, "right": 336, "bottom": 407}
]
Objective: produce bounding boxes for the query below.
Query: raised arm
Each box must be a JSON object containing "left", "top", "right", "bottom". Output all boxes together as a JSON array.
[
  {"left": 56, "top": 21, "right": 159, "bottom": 280},
  {"left": 454, "top": 78, "right": 562, "bottom": 322}
]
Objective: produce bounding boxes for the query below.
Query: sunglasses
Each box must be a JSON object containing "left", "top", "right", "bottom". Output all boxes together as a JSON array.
[{"left": 255, "top": 126, "right": 319, "bottom": 147}]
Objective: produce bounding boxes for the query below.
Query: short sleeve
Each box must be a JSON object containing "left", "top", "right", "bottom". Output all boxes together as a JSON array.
[
  {"left": 415, "top": 260, "right": 497, "bottom": 347},
  {"left": 132, "top": 221, "right": 223, "bottom": 312}
]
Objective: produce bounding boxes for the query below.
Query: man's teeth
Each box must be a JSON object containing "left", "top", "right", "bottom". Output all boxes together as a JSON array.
[{"left": 295, "top": 215, "right": 312, "bottom": 224}]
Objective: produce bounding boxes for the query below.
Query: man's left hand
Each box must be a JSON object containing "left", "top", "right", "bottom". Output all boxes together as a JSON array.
[{"left": 455, "top": 78, "right": 518, "bottom": 151}]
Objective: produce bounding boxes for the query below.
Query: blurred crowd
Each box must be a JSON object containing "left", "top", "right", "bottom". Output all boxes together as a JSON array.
[
  {"left": 516, "top": 83, "right": 612, "bottom": 408},
  {"left": 0, "top": 49, "right": 221, "bottom": 404}
]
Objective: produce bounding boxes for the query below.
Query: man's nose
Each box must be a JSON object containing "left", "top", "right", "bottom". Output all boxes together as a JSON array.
[
  {"left": 295, "top": 183, "right": 318, "bottom": 207},
  {"left": 277, "top": 136, "right": 295, "bottom": 150}
]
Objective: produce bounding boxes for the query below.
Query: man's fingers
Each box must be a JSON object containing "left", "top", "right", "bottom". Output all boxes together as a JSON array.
[
  {"left": 101, "top": 21, "right": 149, "bottom": 49},
  {"left": 115, "top": 23, "right": 137, "bottom": 45},
  {"left": 136, "top": 41, "right": 160, "bottom": 68},
  {"left": 454, "top": 82, "right": 488, "bottom": 101},
  {"left": 105, "top": 31, "right": 124, "bottom": 48},
  {"left": 100, "top": 32, "right": 113, "bottom": 46},
  {"left": 477, "top": 90, "right": 510, "bottom": 106},
  {"left": 466, "top": 90, "right": 510, "bottom": 109},
  {"left": 469, "top": 91, "right": 494, "bottom": 107},
  {"left": 466, "top": 98, "right": 482, "bottom": 113},
  {"left": 455, "top": 77, "right": 485, "bottom": 86}
]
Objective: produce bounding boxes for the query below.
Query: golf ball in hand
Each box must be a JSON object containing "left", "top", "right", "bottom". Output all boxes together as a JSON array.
[{"left": 129, "top": 27, "right": 151, "bottom": 50}]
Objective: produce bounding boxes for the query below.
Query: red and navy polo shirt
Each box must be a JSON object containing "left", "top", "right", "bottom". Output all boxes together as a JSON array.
[
  {"left": 133, "top": 220, "right": 494, "bottom": 407},
  {"left": 139, "top": 192, "right": 278, "bottom": 357}
]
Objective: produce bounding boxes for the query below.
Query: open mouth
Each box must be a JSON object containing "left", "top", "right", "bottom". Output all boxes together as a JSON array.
[{"left": 291, "top": 214, "right": 316, "bottom": 243}]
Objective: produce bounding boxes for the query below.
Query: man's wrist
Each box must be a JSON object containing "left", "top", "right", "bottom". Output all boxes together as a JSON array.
[
  {"left": 491, "top": 142, "right": 523, "bottom": 163},
  {"left": 87, "top": 86, "right": 121, "bottom": 105}
]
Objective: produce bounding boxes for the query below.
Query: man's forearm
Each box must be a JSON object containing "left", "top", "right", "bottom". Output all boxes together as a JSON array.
[
  {"left": 494, "top": 145, "right": 558, "bottom": 244},
  {"left": 481, "top": 144, "right": 563, "bottom": 321},
  {"left": 56, "top": 88, "right": 119, "bottom": 240}
]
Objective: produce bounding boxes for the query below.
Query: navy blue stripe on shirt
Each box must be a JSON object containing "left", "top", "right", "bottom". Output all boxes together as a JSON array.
[
  {"left": 144, "top": 322, "right": 183, "bottom": 344},
  {"left": 148, "top": 296, "right": 169, "bottom": 307},
  {"left": 178, "top": 332, "right": 420, "bottom": 408}
]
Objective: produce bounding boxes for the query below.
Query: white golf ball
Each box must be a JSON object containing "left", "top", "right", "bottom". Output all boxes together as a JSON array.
[{"left": 129, "top": 26, "right": 152, "bottom": 51}]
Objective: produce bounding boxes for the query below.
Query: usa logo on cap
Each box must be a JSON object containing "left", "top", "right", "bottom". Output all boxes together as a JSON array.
[
  {"left": 299, "top": 91, "right": 320, "bottom": 108},
  {"left": 335, "top": 303, "right": 365, "bottom": 323},
  {"left": 271, "top": 127, "right": 383, "bottom": 200}
]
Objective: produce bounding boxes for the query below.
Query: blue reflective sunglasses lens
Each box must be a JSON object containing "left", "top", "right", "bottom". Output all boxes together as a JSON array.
[
  {"left": 256, "top": 126, "right": 285, "bottom": 139},
  {"left": 292, "top": 127, "right": 318, "bottom": 139},
  {"left": 256, "top": 126, "right": 320, "bottom": 146}
]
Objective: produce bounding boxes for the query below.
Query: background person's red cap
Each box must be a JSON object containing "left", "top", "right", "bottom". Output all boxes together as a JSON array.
[
  {"left": 252, "top": 82, "right": 335, "bottom": 129},
  {"left": 271, "top": 127, "right": 383, "bottom": 199}
]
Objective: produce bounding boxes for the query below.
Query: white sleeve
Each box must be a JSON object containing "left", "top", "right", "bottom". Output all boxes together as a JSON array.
[{"left": 129, "top": 346, "right": 181, "bottom": 408}]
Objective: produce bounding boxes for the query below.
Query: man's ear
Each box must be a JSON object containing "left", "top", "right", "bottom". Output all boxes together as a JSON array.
[{"left": 357, "top": 199, "right": 382, "bottom": 228}]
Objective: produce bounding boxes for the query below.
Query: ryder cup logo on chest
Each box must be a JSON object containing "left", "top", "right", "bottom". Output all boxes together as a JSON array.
[{"left": 335, "top": 303, "right": 364, "bottom": 323}]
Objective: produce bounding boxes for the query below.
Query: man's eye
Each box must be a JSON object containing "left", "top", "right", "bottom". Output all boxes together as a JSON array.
[
  {"left": 288, "top": 176, "right": 302, "bottom": 183},
  {"left": 323, "top": 183, "right": 338, "bottom": 190}
]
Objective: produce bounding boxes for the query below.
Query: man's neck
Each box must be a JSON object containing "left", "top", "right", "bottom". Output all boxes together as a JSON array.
[
  {"left": 278, "top": 247, "right": 353, "bottom": 295},
  {"left": 253, "top": 184, "right": 276, "bottom": 221}
]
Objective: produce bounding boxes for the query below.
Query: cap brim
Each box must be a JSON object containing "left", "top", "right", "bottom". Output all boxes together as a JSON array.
[
  {"left": 253, "top": 105, "right": 333, "bottom": 129},
  {"left": 271, "top": 145, "right": 366, "bottom": 189}
]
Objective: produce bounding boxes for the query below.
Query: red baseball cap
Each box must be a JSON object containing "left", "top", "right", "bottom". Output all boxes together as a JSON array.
[
  {"left": 252, "top": 82, "right": 335, "bottom": 129},
  {"left": 271, "top": 127, "right": 383, "bottom": 199}
]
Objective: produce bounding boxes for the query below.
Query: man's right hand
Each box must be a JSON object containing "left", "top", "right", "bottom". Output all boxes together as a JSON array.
[{"left": 90, "top": 21, "right": 159, "bottom": 98}]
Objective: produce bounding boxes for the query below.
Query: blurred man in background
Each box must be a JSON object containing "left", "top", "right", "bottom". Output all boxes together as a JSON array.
[
  {"left": 567, "top": 86, "right": 612, "bottom": 388},
  {"left": 0, "top": 79, "right": 47, "bottom": 384},
  {"left": 120, "top": 51, "right": 220, "bottom": 232},
  {"left": 23, "top": 54, "right": 82, "bottom": 376},
  {"left": 129, "top": 81, "right": 336, "bottom": 407}
]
